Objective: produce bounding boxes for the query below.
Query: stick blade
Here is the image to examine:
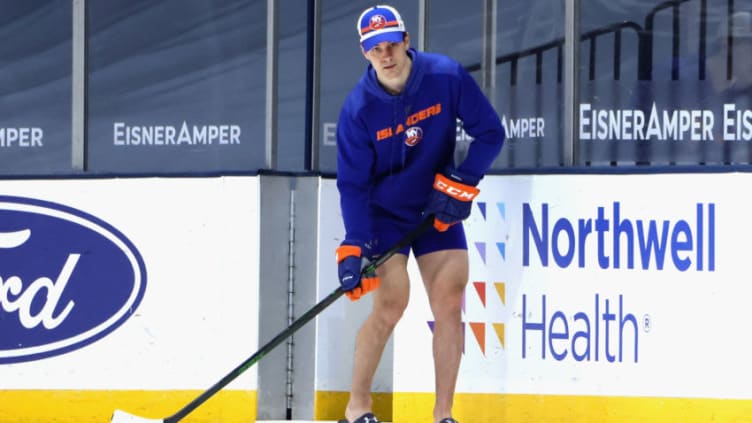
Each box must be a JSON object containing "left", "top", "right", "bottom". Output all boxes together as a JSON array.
[{"left": 110, "top": 410, "right": 165, "bottom": 423}]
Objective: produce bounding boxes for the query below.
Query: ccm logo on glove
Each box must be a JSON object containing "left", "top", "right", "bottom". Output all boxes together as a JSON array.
[{"left": 433, "top": 174, "right": 479, "bottom": 201}]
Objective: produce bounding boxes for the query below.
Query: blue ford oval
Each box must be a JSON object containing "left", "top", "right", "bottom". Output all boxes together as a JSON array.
[{"left": 0, "top": 195, "right": 147, "bottom": 363}]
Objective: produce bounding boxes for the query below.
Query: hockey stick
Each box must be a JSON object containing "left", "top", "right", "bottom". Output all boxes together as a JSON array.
[{"left": 111, "top": 216, "right": 434, "bottom": 423}]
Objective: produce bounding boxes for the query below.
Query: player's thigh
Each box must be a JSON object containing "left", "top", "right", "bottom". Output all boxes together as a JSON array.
[{"left": 416, "top": 249, "right": 469, "bottom": 302}]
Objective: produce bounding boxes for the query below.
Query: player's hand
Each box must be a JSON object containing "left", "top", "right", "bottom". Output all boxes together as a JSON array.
[
  {"left": 424, "top": 167, "right": 480, "bottom": 232},
  {"left": 336, "top": 241, "right": 380, "bottom": 301}
]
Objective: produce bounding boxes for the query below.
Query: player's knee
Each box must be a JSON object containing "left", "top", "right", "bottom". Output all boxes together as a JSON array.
[
  {"left": 429, "top": 288, "right": 464, "bottom": 320},
  {"left": 373, "top": 298, "right": 408, "bottom": 328}
]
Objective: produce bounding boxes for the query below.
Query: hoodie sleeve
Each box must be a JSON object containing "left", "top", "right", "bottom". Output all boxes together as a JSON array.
[
  {"left": 336, "top": 102, "right": 375, "bottom": 244},
  {"left": 454, "top": 64, "right": 506, "bottom": 181}
]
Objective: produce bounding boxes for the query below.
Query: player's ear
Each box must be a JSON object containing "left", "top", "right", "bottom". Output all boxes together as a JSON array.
[{"left": 403, "top": 32, "right": 410, "bottom": 49}]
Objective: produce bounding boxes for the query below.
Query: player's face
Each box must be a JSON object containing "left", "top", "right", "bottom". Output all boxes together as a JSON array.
[{"left": 362, "top": 34, "right": 411, "bottom": 80}]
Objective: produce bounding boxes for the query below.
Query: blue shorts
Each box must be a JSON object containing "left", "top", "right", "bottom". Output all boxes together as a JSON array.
[{"left": 371, "top": 218, "right": 467, "bottom": 258}]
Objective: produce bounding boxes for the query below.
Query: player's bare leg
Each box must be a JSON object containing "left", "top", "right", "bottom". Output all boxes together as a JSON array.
[
  {"left": 345, "top": 254, "right": 410, "bottom": 423},
  {"left": 418, "top": 249, "right": 469, "bottom": 423}
]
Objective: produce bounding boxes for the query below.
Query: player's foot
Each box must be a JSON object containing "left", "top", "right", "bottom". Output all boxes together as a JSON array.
[{"left": 338, "top": 412, "right": 381, "bottom": 423}]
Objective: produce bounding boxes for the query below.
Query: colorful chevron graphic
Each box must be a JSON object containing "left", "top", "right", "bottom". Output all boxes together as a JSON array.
[{"left": 466, "top": 281, "right": 506, "bottom": 354}]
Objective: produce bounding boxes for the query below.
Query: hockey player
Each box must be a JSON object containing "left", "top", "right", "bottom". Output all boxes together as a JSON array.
[{"left": 335, "top": 5, "right": 505, "bottom": 423}]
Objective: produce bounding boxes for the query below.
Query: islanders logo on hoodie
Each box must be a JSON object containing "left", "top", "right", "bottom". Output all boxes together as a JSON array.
[{"left": 404, "top": 126, "right": 423, "bottom": 146}]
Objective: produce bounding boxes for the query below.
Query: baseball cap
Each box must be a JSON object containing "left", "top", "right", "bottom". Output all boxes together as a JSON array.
[{"left": 357, "top": 5, "right": 406, "bottom": 51}]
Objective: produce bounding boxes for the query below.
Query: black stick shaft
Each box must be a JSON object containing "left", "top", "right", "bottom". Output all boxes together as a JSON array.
[{"left": 166, "top": 217, "right": 433, "bottom": 422}]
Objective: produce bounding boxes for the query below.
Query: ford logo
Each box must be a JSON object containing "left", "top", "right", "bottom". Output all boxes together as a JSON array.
[{"left": 0, "top": 196, "right": 147, "bottom": 363}]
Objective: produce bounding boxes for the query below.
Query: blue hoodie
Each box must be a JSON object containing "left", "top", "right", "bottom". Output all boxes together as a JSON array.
[{"left": 336, "top": 48, "right": 505, "bottom": 244}]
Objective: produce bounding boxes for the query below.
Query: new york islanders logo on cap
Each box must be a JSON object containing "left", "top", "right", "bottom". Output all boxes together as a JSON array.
[
  {"left": 368, "top": 13, "right": 388, "bottom": 31},
  {"left": 357, "top": 5, "right": 406, "bottom": 51}
]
